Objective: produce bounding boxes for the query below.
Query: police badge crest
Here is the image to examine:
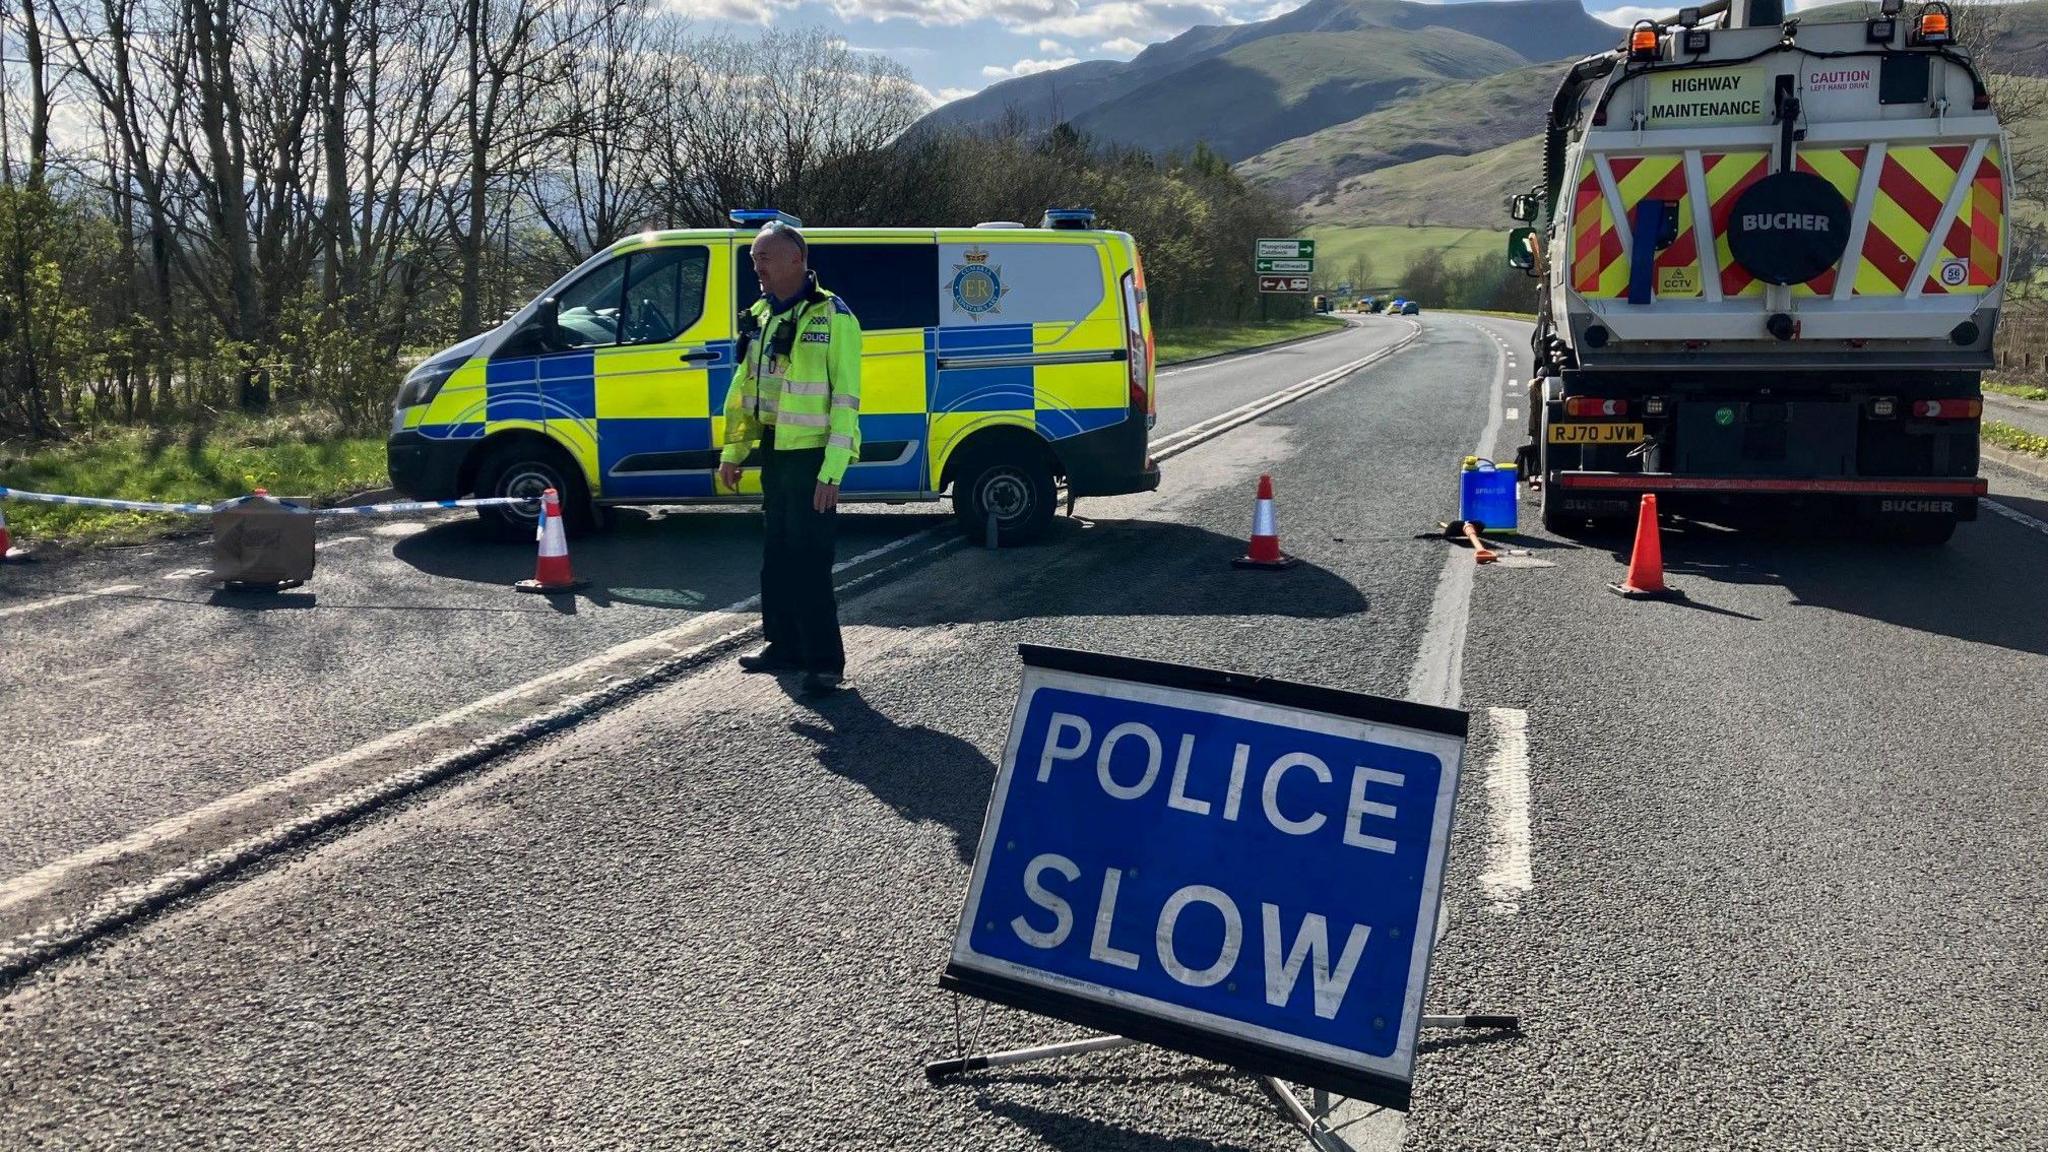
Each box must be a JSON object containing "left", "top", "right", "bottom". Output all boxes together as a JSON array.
[{"left": 950, "top": 247, "right": 1010, "bottom": 320}]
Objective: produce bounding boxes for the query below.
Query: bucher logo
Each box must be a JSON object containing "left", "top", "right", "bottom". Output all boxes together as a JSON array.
[
  {"left": 1880, "top": 499, "right": 1953, "bottom": 514},
  {"left": 1740, "top": 212, "right": 1832, "bottom": 233}
]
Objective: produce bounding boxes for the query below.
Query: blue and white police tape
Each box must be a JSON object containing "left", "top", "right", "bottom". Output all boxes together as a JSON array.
[
  {"left": 311, "top": 496, "right": 536, "bottom": 517},
  {"left": 0, "top": 486, "right": 535, "bottom": 518},
  {"left": 0, "top": 485, "right": 219, "bottom": 515}
]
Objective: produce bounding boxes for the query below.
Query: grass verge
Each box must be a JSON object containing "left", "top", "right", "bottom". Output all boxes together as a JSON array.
[
  {"left": 1984, "top": 378, "right": 2048, "bottom": 402},
  {"left": 1, "top": 415, "right": 387, "bottom": 547},
  {"left": 1155, "top": 316, "right": 1346, "bottom": 365},
  {"left": 1983, "top": 420, "right": 2048, "bottom": 459}
]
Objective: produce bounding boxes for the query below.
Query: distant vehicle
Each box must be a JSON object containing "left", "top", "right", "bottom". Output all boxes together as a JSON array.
[
  {"left": 1389, "top": 298, "right": 1408, "bottom": 312},
  {"left": 1399, "top": 300, "right": 1420, "bottom": 316},
  {"left": 1312, "top": 293, "right": 1332, "bottom": 313}
]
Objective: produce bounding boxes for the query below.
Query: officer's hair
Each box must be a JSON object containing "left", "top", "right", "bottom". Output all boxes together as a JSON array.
[{"left": 756, "top": 220, "right": 807, "bottom": 260}]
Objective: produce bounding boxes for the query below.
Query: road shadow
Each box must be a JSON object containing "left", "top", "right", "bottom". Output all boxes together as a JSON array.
[
  {"left": 972, "top": 1093, "right": 1270, "bottom": 1152},
  {"left": 787, "top": 689, "right": 996, "bottom": 863},
  {"left": 391, "top": 507, "right": 1371, "bottom": 628},
  {"left": 389, "top": 505, "right": 952, "bottom": 611},
  {"left": 1608, "top": 515, "right": 2048, "bottom": 657},
  {"left": 859, "top": 516, "right": 1369, "bottom": 628}
]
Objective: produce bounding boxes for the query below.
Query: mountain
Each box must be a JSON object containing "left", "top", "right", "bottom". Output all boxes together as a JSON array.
[
  {"left": 1072, "top": 28, "right": 1526, "bottom": 162},
  {"left": 914, "top": 0, "right": 1620, "bottom": 158},
  {"left": 1235, "top": 64, "right": 1557, "bottom": 204}
]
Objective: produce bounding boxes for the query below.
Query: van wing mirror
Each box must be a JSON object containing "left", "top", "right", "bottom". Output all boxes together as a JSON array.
[
  {"left": 1508, "top": 194, "right": 1539, "bottom": 223},
  {"left": 1507, "top": 228, "right": 1541, "bottom": 273}
]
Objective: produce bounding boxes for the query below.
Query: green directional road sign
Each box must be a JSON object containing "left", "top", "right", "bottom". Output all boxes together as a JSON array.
[
  {"left": 1255, "top": 238, "right": 1316, "bottom": 260},
  {"left": 1256, "top": 258, "right": 1314, "bottom": 274}
]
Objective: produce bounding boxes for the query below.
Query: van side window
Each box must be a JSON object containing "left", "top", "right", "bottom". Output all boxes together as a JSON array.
[
  {"left": 621, "top": 247, "right": 709, "bottom": 344},
  {"left": 549, "top": 246, "right": 709, "bottom": 351},
  {"left": 738, "top": 243, "right": 939, "bottom": 330}
]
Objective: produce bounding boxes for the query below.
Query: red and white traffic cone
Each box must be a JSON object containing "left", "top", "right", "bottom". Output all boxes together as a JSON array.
[
  {"left": 515, "top": 488, "right": 588, "bottom": 594},
  {"left": 0, "top": 501, "right": 22, "bottom": 562},
  {"left": 1233, "top": 473, "right": 1298, "bottom": 570}
]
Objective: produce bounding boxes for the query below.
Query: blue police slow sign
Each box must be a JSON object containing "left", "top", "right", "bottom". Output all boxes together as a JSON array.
[{"left": 943, "top": 646, "right": 1466, "bottom": 1110}]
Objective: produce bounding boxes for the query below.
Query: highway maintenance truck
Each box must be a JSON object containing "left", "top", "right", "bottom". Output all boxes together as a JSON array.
[{"left": 1504, "top": 0, "right": 2011, "bottom": 543}]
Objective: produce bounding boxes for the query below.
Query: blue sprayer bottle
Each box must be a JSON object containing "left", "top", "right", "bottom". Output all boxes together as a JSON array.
[{"left": 1460, "top": 456, "right": 1518, "bottom": 532}]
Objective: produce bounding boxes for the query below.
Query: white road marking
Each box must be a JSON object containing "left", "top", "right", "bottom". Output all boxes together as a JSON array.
[
  {"left": 1477, "top": 707, "right": 1533, "bottom": 915},
  {"left": 315, "top": 535, "right": 368, "bottom": 550},
  {"left": 1506, "top": 408, "right": 1519, "bottom": 421},
  {"left": 1985, "top": 499, "right": 2048, "bottom": 537},
  {"left": 1316, "top": 314, "right": 1522, "bottom": 1152},
  {"left": 0, "top": 585, "right": 142, "bottom": 621},
  {"left": 162, "top": 568, "right": 208, "bottom": 581}
]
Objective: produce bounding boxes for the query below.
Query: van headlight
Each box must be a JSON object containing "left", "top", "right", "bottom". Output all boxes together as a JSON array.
[{"left": 396, "top": 358, "right": 461, "bottom": 410}]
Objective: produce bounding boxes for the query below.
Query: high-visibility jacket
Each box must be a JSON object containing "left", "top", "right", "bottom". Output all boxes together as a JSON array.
[{"left": 721, "top": 278, "right": 863, "bottom": 485}]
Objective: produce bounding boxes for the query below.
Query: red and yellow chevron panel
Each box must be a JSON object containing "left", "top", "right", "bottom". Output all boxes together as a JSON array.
[
  {"left": 1705, "top": 151, "right": 1768, "bottom": 297},
  {"left": 1915, "top": 144, "right": 2002, "bottom": 294},
  {"left": 1571, "top": 159, "right": 1621, "bottom": 296},
  {"left": 1791, "top": 147, "right": 1866, "bottom": 297}
]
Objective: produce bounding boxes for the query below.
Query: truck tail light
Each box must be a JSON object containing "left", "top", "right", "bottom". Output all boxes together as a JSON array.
[
  {"left": 1912, "top": 398, "right": 1980, "bottom": 419},
  {"left": 1564, "top": 396, "right": 1630, "bottom": 417}
]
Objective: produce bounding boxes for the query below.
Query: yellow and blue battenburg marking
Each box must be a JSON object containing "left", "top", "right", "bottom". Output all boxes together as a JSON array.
[{"left": 404, "top": 230, "right": 1141, "bottom": 502}]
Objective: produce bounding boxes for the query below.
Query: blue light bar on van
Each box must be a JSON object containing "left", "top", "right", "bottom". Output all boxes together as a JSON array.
[
  {"left": 728, "top": 209, "right": 804, "bottom": 229},
  {"left": 1041, "top": 208, "right": 1096, "bottom": 230}
]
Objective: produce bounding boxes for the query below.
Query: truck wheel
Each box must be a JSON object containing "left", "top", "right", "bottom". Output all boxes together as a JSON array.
[
  {"left": 952, "top": 447, "right": 1056, "bottom": 546},
  {"left": 474, "top": 440, "right": 594, "bottom": 541}
]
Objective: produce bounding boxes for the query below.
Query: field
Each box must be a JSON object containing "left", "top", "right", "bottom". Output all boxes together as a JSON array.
[{"left": 1308, "top": 224, "right": 1506, "bottom": 288}]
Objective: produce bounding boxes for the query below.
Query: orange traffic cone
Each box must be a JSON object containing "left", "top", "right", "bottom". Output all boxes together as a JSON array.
[
  {"left": 1608, "top": 494, "right": 1682, "bottom": 600},
  {"left": 515, "top": 487, "right": 588, "bottom": 594},
  {"left": 0, "top": 501, "right": 19, "bottom": 561},
  {"left": 1233, "top": 474, "right": 1298, "bottom": 570}
]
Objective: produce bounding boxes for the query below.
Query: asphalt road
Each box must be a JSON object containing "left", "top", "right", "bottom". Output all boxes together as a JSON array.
[
  {"left": 4, "top": 313, "right": 2044, "bottom": 1150},
  {"left": 0, "top": 316, "right": 1405, "bottom": 898}
]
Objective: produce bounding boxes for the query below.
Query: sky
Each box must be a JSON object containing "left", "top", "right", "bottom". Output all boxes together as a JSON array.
[{"left": 668, "top": 0, "right": 1841, "bottom": 109}]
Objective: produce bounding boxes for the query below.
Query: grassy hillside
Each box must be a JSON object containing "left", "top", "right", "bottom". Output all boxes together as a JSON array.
[
  {"left": 1308, "top": 225, "right": 1505, "bottom": 283},
  {"left": 1073, "top": 28, "right": 1527, "bottom": 162},
  {"left": 1238, "top": 65, "right": 1557, "bottom": 204},
  {"left": 1308, "top": 135, "right": 1542, "bottom": 228}
]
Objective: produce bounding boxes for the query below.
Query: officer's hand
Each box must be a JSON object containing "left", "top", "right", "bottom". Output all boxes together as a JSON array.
[
  {"left": 718, "top": 461, "right": 742, "bottom": 491},
  {"left": 813, "top": 481, "right": 840, "bottom": 513}
]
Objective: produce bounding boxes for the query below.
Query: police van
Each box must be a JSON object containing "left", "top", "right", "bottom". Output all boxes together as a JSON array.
[{"left": 386, "top": 209, "right": 1160, "bottom": 545}]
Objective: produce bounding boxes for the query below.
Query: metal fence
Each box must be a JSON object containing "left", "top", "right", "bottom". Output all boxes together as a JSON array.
[{"left": 1996, "top": 308, "right": 2046, "bottom": 379}]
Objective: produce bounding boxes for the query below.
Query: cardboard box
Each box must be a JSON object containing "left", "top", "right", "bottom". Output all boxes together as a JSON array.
[{"left": 211, "top": 496, "right": 316, "bottom": 586}]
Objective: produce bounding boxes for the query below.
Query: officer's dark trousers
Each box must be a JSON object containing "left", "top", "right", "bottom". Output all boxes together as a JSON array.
[{"left": 759, "top": 439, "right": 844, "bottom": 675}]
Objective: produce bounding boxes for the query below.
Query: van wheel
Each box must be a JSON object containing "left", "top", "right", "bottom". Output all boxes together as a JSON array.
[
  {"left": 474, "top": 440, "right": 594, "bottom": 541},
  {"left": 952, "top": 448, "right": 1056, "bottom": 546}
]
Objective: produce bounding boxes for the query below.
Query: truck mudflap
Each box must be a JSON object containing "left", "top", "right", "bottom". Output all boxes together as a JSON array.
[{"left": 1553, "top": 472, "right": 1985, "bottom": 518}]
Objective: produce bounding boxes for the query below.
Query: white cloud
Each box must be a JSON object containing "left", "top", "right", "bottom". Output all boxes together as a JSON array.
[
  {"left": 1039, "top": 37, "right": 1072, "bottom": 52},
  {"left": 817, "top": 0, "right": 1240, "bottom": 44},
  {"left": 658, "top": 0, "right": 795, "bottom": 23},
  {"left": 912, "top": 82, "right": 983, "bottom": 106},
  {"left": 1097, "top": 36, "right": 1147, "bottom": 55},
  {"left": 1591, "top": 4, "right": 1664, "bottom": 26},
  {"left": 982, "top": 55, "right": 1081, "bottom": 79},
  {"left": 1257, "top": 0, "right": 1302, "bottom": 16},
  {"left": 1016, "top": 1, "right": 1233, "bottom": 40}
]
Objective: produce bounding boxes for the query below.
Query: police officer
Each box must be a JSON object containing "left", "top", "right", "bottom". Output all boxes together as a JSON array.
[{"left": 720, "top": 221, "right": 862, "bottom": 696}]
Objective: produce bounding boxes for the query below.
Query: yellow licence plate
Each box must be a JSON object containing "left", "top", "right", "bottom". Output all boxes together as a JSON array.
[{"left": 1549, "top": 422, "right": 1644, "bottom": 445}]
